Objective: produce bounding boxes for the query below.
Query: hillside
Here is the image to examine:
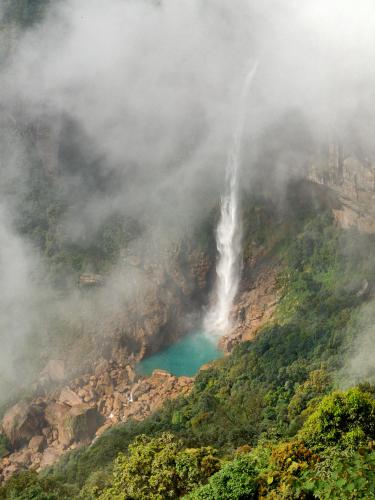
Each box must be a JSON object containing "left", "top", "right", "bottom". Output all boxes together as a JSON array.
[
  {"left": 1, "top": 176, "right": 375, "bottom": 498},
  {"left": 1, "top": 1, "right": 375, "bottom": 499}
]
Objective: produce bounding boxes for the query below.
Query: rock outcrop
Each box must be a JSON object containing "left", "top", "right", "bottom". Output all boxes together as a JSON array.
[
  {"left": 219, "top": 251, "right": 281, "bottom": 352},
  {"left": 0, "top": 356, "right": 193, "bottom": 482}
]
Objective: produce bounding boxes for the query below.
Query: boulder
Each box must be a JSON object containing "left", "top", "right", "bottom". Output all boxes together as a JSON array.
[
  {"left": 58, "top": 388, "right": 82, "bottom": 407},
  {"left": 11, "top": 449, "right": 32, "bottom": 467},
  {"left": 44, "top": 402, "right": 70, "bottom": 427},
  {"left": 58, "top": 404, "right": 103, "bottom": 447},
  {"left": 28, "top": 435, "right": 46, "bottom": 453},
  {"left": 2, "top": 402, "right": 46, "bottom": 449}
]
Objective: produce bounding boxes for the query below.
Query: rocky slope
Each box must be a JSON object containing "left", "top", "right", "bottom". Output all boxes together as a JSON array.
[{"left": 0, "top": 356, "right": 193, "bottom": 481}]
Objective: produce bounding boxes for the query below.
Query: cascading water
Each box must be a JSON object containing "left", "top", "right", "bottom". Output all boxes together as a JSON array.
[{"left": 205, "top": 62, "right": 258, "bottom": 335}]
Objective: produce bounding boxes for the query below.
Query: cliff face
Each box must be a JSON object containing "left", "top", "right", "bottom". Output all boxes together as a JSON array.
[
  {"left": 309, "top": 143, "right": 375, "bottom": 233},
  {"left": 220, "top": 256, "right": 281, "bottom": 352},
  {"left": 58, "top": 243, "right": 215, "bottom": 378}
]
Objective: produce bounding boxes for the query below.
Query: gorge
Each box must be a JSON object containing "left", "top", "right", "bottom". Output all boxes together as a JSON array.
[{"left": 1, "top": 1, "right": 375, "bottom": 499}]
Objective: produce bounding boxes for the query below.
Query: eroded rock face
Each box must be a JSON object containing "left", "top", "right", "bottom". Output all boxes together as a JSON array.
[
  {"left": 220, "top": 257, "right": 281, "bottom": 352},
  {"left": 2, "top": 402, "right": 46, "bottom": 449}
]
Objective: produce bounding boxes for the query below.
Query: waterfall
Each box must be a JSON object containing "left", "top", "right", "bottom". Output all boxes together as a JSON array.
[{"left": 205, "top": 62, "right": 258, "bottom": 335}]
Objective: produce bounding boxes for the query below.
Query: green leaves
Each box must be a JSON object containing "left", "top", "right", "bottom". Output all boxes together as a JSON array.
[
  {"left": 298, "top": 448, "right": 375, "bottom": 499},
  {"left": 98, "top": 433, "right": 219, "bottom": 500},
  {"left": 187, "top": 455, "right": 259, "bottom": 500},
  {"left": 300, "top": 388, "right": 375, "bottom": 449}
]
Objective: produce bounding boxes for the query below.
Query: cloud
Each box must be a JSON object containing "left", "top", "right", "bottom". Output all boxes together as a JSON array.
[{"left": 1, "top": 0, "right": 375, "bottom": 397}]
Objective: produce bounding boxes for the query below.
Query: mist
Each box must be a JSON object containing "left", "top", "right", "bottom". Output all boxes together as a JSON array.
[{"left": 1, "top": 0, "right": 375, "bottom": 401}]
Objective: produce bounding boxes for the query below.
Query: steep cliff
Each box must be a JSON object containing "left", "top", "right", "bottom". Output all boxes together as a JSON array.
[{"left": 310, "top": 142, "right": 375, "bottom": 233}]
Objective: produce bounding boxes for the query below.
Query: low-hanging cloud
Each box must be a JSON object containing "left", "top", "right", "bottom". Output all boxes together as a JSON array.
[{"left": 0, "top": 0, "right": 375, "bottom": 398}]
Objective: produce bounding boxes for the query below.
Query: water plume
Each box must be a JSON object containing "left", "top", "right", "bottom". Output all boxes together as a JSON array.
[{"left": 205, "top": 61, "right": 258, "bottom": 335}]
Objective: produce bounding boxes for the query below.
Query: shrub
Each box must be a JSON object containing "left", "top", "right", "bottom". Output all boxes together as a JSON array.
[
  {"left": 300, "top": 387, "right": 375, "bottom": 448},
  {"left": 298, "top": 447, "right": 375, "bottom": 499},
  {"left": 0, "top": 470, "right": 76, "bottom": 500},
  {"left": 187, "top": 455, "right": 259, "bottom": 500},
  {"left": 99, "top": 433, "right": 219, "bottom": 499}
]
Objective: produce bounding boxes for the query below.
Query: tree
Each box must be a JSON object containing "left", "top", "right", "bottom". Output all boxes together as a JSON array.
[
  {"left": 187, "top": 455, "right": 259, "bottom": 500},
  {"left": 99, "top": 433, "right": 219, "bottom": 500},
  {"left": 300, "top": 387, "right": 375, "bottom": 448}
]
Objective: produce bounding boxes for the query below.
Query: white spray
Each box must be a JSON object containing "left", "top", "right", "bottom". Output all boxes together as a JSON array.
[{"left": 205, "top": 62, "right": 258, "bottom": 335}]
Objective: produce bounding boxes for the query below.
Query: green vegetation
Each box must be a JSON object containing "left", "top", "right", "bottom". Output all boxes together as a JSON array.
[
  {"left": 0, "top": 471, "right": 76, "bottom": 500},
  {"left": 186, "top": 454, "right": 259, "bottom": 499},
  {"left": 95, "top": 433, "right": 219, "bottom": 500},
  {"left": 0, "top": 193, "right": 372, "bottom": 499},
  {"left": 2, "top": 3, "right": 375, "bottom": 498},
  {"left": 301, "top": 388, "right": 375, "bottom": 448}
]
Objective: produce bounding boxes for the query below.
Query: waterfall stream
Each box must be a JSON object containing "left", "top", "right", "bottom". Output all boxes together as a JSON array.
[{"left": 205, "top": 62, "right": 258, "bottom": 335}]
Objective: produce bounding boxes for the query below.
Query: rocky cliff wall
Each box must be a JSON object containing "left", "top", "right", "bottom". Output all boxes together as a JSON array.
[{"left": 309, "top": 143, "right": 375, "bottom": 233}]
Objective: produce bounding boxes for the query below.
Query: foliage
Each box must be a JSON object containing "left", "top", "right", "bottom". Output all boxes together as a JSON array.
[
  {"left": 259, "top": 440, "right": 319, "bottom": 498},
  {"left": 186, "top": 455, "right": 259, "bottom": 500},
  {"left": 301, "top": 387, "right": 375, "bottom": 449},
  {"left": 41, "top": 208, "right": 375, "bottom": 495},
  {"left": 0, "top": 470, "right": 77, "bottom": 500},
  {"left": 98, "top": 433, "right": 219, "bottom": 499},
  {"left": 4, "top": 193, "right": 375, "bottom": 498},
  {"left": 297, "top": 446, "right": 375, "bottom": 499},
  {"left": 77, "top": 469, "right": 111, "bottom": 500}
]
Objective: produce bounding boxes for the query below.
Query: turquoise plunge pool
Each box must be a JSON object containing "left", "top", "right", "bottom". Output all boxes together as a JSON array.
[{"left": 137, "top": 330, "right": 223, "bottom": 377}]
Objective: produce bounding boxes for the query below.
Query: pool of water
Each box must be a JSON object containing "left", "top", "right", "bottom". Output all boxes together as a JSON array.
[{"left": 137, "top": 330, "right": 223, "bottom": 377}]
